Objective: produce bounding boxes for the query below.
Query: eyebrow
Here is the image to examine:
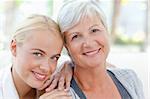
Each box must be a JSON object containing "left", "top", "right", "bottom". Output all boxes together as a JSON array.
[
  {"left": 66, "top": 24, "right": 102, "bottom": 37},
  {"left": 66, "top": 31, "right": 79, "bottom": 37},
  {"left": 88, "top": 24, "right": 100, "bottom": 30},
  {"left": 31, "top": 48, "right": 45, "bottom": 54},
  {"left": 31, "top": 48, "right": 61, "bottom": 58}
]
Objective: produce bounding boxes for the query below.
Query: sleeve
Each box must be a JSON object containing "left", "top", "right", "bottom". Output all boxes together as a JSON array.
[
  {"left": 111, "top": 68, "right": 145, "bottom": 99},
  {"left": 53, "top": 55, "right": 71, "bottom": 74},
  {"left": 127, "top": 69, "right": 145, "bottom": 99}
]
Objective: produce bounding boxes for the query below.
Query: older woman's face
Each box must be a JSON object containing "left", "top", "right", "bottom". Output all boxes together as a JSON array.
[
  {"left": 11, "top": 30, "right": 63, "bottom": 89},
  {"left": 65, "top": 16, "right": 110, "bottom": 68}
]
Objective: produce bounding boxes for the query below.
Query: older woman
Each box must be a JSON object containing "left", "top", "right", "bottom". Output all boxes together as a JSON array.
[
  {"left": 0, "top": 15, "right": 72, "bottom": 99},
  {"left": 57, "top": 0, "right": 144, "bottom": 99}
]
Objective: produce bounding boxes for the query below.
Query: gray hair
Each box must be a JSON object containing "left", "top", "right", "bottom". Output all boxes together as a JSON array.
[
  {"left": 13, "top": 14, "right": 61, "bottom": 44},
  {"left": 57, "top": 0, "right": 107, "bottom": 33}
]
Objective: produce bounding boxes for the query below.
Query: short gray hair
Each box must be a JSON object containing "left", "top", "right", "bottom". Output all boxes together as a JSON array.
[{"left": 57, "top": 0, "right": 107, "bottom": 33}]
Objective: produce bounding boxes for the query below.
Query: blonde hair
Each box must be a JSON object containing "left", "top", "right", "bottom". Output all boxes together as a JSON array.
[
  {"left": 57, "top": 0, "right": 107, "bottom": 33},
  {"left": 13, "top": 14, "right": 61, "bottom": 44}
]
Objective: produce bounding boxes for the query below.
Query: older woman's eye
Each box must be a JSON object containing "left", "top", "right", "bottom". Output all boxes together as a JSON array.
[
  {"left": 91, "top": 29, "right": 100, "bottom": 33},
  {"left": 72, "top": 35, "right": 78, "bottom": 40},
  {"left": 33, "top": 52, "right": 42, "bottom": 57}
]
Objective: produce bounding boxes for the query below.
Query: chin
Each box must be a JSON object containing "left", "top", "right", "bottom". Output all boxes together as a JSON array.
[
  {"left": 33, "top": 85, "right": 43, "bottom": 90},
  {"left": 29, "top": 81, "right": 44, "bottom": 89},
  {"left": 86, "top": 61, "right": 102, "bottom": 66}
]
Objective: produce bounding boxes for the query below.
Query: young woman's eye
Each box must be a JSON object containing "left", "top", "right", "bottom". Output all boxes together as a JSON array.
[
  {"left": 33, "top": 52, "right": 42, "bottom": 57},
  {"left": 91, "top": 29, "right": 99, "bottom": 33}
]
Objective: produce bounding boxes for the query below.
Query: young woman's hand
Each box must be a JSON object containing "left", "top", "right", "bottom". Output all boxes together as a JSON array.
[{"left": 39, "top": 89, "right": 72, "bottom": 99}]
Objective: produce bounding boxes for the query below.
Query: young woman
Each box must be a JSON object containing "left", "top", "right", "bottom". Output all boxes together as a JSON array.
[{"left": 0, "top": 15, "right": 72, "bottom": 99}]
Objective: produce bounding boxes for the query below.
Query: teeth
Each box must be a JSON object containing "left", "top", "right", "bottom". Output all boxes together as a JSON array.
[
  {"left": 33, "top": 72, "right": 46, "bottom": 81},
  {"left": 84, "top": 48, "right": 100, "bottom": 56}
]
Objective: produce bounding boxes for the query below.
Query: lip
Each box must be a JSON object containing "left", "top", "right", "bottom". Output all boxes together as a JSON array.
[
  {"left": 83, "top": 48, "right": 101, "bottom": 56},
  {"left": 32, "top": 71, "right": 47, "bottom": 81}
]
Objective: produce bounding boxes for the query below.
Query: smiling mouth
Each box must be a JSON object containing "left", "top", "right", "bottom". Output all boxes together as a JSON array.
[
  {"left": 83, "top": 48, "right": 101, "bottom": 56},
  {"left": 32, "top": 71, "right": 47, "bottom": 81}
]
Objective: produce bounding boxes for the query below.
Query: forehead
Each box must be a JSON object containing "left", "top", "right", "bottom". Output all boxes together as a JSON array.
[
  {"left": 67, "top": 15, "right": 103, "bottom": 32},
  {"left": 26, "top": 29, "right": 61, "bottom": 40},
  {"left": 22, "top": 29, "right": 63, "bottom": 53}
]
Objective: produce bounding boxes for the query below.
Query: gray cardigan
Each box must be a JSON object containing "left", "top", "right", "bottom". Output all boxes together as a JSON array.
[{"left": 69, "top": 68, "right": 145, "bottom": 99}]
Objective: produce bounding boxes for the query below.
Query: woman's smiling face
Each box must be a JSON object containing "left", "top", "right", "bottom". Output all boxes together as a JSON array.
[
  {"left": 65, "top": 16, "right": 110, "bottom": 68},
  {"left": 11, "top": 29, "right": 63, "bottom": 89}
]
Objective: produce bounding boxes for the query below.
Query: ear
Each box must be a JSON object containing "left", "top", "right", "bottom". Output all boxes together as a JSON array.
[{"left": 10, "top": 39, "right": 17, "bottom": 57}]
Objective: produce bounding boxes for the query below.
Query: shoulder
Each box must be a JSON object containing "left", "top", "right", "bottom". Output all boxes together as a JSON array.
[
  {"left": 0, "top": 67, "right": 7, "bottom": 84},
  {"left": 0, "top": 66, "right": 10, "bottom": 79},
  {"left": 0, "top": 66, "right": 12, "bottom": 96},
  {"left": 0, "top": 66, "right": 10, "bottom": 80},
  {"left": 108, "top": 68, "right": 140, "bottom": 84},
  {"left": 108, "top": 68, "right": 145, "bottom": 98},
  {"left": 108, "top": 68, "right": 137, "bottom": 79},
  {"left": 0, "top": 67, "right": 7, "bottom": 97}
]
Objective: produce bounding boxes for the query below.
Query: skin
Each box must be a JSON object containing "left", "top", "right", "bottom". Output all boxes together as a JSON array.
[
  {"left": 39, "top": 89, "right": 72, "bottom": 99},
  {"left": 64, "top": 15, "right": 121, "bottom": 99},
  {"left": 65, "top": 15, "right": 110, "bottom": 69},
  {"left": 10, "top": 29, "right": 71, "bottom": 99},
  {"left": 44, "top": 61, "right": 73, "bottom": 92}
]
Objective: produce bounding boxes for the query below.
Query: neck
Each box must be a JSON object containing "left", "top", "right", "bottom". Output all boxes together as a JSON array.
[
  {"left": 74, "top": 63, "right": 111, "bottom": 91},
  {"left": 12, "top": 66, "right": 36, "bottom": 98}
]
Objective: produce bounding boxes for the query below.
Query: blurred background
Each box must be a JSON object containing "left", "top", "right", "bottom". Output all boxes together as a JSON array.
[{"left": 0, "top": 0, "right": 149, "bottom": 98}]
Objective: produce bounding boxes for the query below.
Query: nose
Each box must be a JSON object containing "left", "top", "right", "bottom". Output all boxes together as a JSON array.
[
  {"left": 82, "top": 36, "right": 94, "bottom": 48},
  {"left": 39, "top": 59, "right": 51, "bottom": 73}
]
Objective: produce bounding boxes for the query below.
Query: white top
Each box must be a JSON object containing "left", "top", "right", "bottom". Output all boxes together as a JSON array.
[
  {"left": 0, "top": 66, "right": 19, "bottom": 99},
  {"left": 0, "top": 64, "right": 71, "bottom": 99},
  {"left": 0, "top": 66, "right": 79, "bottom": 99},
  {"left": 0, "top": 55, "right": 71, "bottom": 99}
]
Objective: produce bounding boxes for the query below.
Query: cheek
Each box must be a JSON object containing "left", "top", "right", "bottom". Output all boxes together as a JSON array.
[
  {"left": 104, "top": 35, "right": 110, "bottom": 50},
  {"left": 51, "top": 64, "right": 57, "bottom": 73},
  {"left": 101, "top": 36, "right": 110, "bottom": 56},
  {"left": 16, "top": 53, "right": 36, "bottom": 70},
  {"left": 66, "top": 44, "right": 78, "bottom": 61},
  {"left": 96, "top": 34, "right": 110, "bottom": 54},
  {"left": 67, "top": 42, "right": 79, "bottom": 54},
  {"left": 14, "top": 56, "right": 31, "bottom": 79},
  {"left": 98, "top": 34, "right": 109, "bottom": 46}
]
